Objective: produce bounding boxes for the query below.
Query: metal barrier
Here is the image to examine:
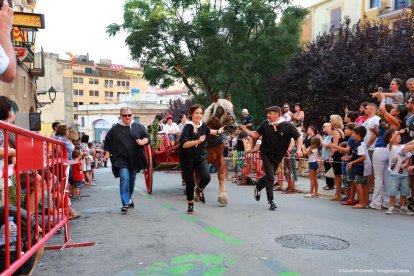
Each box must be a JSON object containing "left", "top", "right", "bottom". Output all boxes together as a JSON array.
[{"left": 0, "top": 121, "right": 94, "bottom": 276}]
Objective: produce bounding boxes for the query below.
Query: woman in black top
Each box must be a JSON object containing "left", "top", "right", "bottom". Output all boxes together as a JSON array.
[{"left": 179, "top": 104, "right": 224, "bottom": 214}]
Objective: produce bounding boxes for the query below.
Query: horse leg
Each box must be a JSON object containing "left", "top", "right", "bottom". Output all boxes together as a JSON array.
[{"left": 216, "top": 158, "right": 228, "bottom": 205}]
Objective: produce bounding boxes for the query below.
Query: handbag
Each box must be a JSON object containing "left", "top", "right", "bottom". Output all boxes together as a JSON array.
[{"left": 325, "top": 167, "right": 335, "bottom": 178}]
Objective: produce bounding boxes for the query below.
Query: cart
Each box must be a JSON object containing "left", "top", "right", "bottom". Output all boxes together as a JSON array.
[{"left": 143, "top": 143, "right": 180, "bottom": 194}]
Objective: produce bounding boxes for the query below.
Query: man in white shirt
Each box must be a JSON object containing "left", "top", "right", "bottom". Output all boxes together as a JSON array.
[{"left": 0, "top": 2, "right": 16, "bottom": 83}]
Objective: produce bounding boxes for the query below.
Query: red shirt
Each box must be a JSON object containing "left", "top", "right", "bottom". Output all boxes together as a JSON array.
[{"left": 72, "top": 161, "right": 84, "bottom": 181}]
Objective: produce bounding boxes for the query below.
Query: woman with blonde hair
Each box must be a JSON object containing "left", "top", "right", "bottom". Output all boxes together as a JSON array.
[{"left": 329, "top": 114, "right": 345, "bottom": 201}]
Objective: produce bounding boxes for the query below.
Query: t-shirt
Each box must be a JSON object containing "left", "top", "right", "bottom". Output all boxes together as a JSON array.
[
  {"left": 72, "top": 161, "right": 84, "bottom": 181},
  {"left": 321, "top": 135, "right": 331, "bottom": 160},
  {"left": 163, "top": 122, "right": 180, "bottom": 135},
  {"left": 0, "top": 45, "right": 10, "bottom": 75},
  {"left": 242, "top": 115, "right": 253, "bottom": 127},
  {"left": 350, "top": 141, "right": 371, "bottom": 176},
  {"left": 388, "top": 144, "right": 411, "bottom": 176},
  {"left": 363, "top": 115, "right": 381, "bottom": 150},
  {"left": 308, "top": 148, "right": 318, "bottom": 163},
  {"left": 385, "top": 91, "right": 404, "bottom": 105}
]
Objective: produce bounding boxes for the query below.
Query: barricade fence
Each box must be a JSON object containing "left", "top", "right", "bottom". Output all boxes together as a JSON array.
[{"left": 0, "top": 121, "right": 94, "bottom": 276}]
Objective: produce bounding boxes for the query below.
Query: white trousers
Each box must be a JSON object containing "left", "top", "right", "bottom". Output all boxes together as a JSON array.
[{"left": 370, "top": 147, "right": 390, "bottom": 209}]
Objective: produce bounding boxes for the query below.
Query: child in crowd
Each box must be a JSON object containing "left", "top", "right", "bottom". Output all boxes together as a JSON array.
[
  {"left": 329, "top": 123, "right": 357, "bottom": 204},
  {"left": 71, "top": 149, "right": 84, "bottom": 200},
  {"left": 302, "top": 136, "right": 321, "bottom": 197},
  {"left": 383, "top": 129, "right": 414, "bottom": 215},
  {"left": 83, "top": 152, "right": 92, "bottom": 184},
  {"left": 346, "top": 126, "right": 371, "bottom": 209}
]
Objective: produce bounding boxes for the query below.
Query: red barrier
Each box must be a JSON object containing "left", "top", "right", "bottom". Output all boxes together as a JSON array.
[
  {"left": 0, "top": 121, "right": 95, "bottom": 276},
  {"left": 241, "top": 151, "right": 295, "bottom": 192}
]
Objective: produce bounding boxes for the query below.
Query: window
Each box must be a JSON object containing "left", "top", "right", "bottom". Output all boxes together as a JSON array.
[
  {"left": 105, "top": 91, "right": 114, "bottom": 97},
  {"left": 74, "top": 102, "right": 78, "bottom": 107},
  {"left": 369, "top": 0, "right": 379, "bottom": 8},
  {"left": 89, "top": 78, "right": 94, "bottom": 84},
  {"left": 330, "top": 8, "right": 341, "bottom": 30},
  {"left": 94, "top": 79, "right": 99, "bottom": 85},
  {"left": 73, "top": 77, "right": 78, "bottom": 83},
  {"left": 79, "top": 77, "right": 83, "bottom": 84},
  {"left": 78, "top": 90, "right": 83, "bottom": 96},
  {"left": 78, "top": 102, "right": 83, "bottom": 105},
  {"left": 81, "top": 117, "right": 85, "bottom": 127},
  {"left": 395, "top": 0, "right": 410, "bottom": 9},
  {"left": 85, "top": 68, "right": 93, "bottom": 74},
  {"left": 74, "top": 114, "right": 78, "bottom": 120},
  {"left": 73, "top": 89, "right": 78, "bottom": 95},
  {"left": 126, "top": 81, "right": 130, "bottom": 87},
  {"left": 89, "top": 90, "right": 99, "bottom": 97}
]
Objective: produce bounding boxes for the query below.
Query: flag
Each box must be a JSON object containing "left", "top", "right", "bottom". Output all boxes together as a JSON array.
[{"left": 110, "top": 64, "right": 125, "bottom": 71}]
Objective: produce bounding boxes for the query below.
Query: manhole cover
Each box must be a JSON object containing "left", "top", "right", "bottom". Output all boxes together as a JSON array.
[{"left": 275, "top": 234, "right": 349, "bottom": 250}]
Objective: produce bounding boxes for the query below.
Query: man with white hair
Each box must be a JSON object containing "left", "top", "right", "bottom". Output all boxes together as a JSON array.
[{"left": 242, "top": 108, "right": 253, "bottom": 129}]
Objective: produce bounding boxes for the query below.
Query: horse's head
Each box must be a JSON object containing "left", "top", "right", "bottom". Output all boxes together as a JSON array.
[{"left": 203, "top": 99, "right": 238, "bottom": 135}]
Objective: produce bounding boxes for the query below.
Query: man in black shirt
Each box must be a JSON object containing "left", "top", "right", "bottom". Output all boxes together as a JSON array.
[
  {"left": 104, "top": 107, "right": 151, "bottom": 214},
  {"left": 240, "top": 106, "right": 303, "bottom": 210}
]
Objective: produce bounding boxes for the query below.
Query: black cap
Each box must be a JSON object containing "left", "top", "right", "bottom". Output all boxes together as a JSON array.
[{"left": 265, "top": 106, "right": 281, "bottom": 113}]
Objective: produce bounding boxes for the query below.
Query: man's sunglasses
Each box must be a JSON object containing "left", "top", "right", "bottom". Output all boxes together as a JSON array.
[{"left": 121, "top": 114, "right": 132, "bottom": 117}]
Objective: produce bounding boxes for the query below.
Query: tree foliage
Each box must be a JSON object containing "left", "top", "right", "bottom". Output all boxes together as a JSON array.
[
  {"left": 166, "top": 98, "right": 195, "bottom": 122},
  {"left": 268, "top": 10, "right": 414, "bottom": 127},
  {"left": 107, "top": 0, "right": 308, "bottom": 124}
]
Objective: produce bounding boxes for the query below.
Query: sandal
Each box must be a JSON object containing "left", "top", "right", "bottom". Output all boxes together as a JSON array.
[
  {"left": 352, "top": 204, "right": 366, "bottom": 209},
  {"left": 304, "top": 193, "right": 314, "bottom": 198},
  {"left": 195, "top": 187, "right": 205, "bottom": 204}
]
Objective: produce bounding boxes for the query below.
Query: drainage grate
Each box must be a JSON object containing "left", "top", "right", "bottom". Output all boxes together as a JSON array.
[{"left": 275, "top": 234, "right": 349, "bottom": 250}]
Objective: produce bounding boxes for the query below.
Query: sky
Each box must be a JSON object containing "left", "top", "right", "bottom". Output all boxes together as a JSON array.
[{"left": 35, "top": 0, "right": 315, "bottom": 67}]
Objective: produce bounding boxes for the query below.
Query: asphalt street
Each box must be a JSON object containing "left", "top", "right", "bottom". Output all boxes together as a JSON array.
[{"left": 35, "top": 168, "right": 414, "bottom": 276}]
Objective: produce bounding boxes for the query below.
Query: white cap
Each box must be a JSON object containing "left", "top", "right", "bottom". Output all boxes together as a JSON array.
[{"left": 242, "top": 108, "right": 249, "bottom": 114}]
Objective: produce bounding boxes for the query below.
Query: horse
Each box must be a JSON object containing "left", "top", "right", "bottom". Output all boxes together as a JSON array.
[{"left": 199, "top": 98, "right": 238, "bottom": 205}]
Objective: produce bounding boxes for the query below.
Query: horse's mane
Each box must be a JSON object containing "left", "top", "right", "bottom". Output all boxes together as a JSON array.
[{"left": 202, "top": 99, "right": 235, "bottom": 123}]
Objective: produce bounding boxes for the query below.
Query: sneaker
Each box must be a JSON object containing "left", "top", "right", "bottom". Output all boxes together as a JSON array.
[
  {"left": 254, "top": 186, "right": 261, "bottom": 201},
  {"left": 368, "top": 204, "right": 382, "bottom": 210},
  {"left": 385, "top": 207, "right": 395, "bottom": 215},
  {"left": 121, "top": 206, "right": 128, "bottom": 214},
  {"left": 187, "top": 203, "right": 194, "bottom": 214},
  {"left": 400, "top": 207, "right": 414, "bottom": 215},
  {"left": 128, "top": 199, "right": 135, "bottom": 208},
  {"left": 269, "top": 201, "right": 277, "bottom": 211},
  {"left": 195, "top": 187, "right": 205, "bottom": 204}
]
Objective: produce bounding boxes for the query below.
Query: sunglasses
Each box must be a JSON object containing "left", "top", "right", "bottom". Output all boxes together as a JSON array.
[{"left": 121, "top": 114, "right": 132, "bottom": 117}]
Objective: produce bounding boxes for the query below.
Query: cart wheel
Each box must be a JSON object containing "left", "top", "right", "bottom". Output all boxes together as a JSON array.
[{"left": 144, "top": 145, "right": 153, "bottom": 194}]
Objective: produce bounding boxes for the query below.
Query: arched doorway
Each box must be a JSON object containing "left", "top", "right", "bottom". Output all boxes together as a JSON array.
[{"left": 93, "top": 119, "right": 111, "bottom": 143}]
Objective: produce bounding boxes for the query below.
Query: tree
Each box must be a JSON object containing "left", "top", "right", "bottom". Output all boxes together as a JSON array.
[
  {"left": 107, "top": 0, "right": 308, "bottom": 124},
  {"left": 268, "top": 11, "right": 414, "bottom": 127},
  {"left": 166, "top": 98, "right": 195, "bottom": 122}
]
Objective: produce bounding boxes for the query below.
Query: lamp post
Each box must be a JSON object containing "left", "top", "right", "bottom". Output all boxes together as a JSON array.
[{"left": 35, "top": 86, "right": 57, "bottom": 109}]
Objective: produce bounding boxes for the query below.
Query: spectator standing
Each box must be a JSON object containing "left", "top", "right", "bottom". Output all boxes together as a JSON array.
[
  {"left": 355, "top": 102, "right": 369, "bottom": 125},
  {"left": 384, "top": 129, "right": 413, "bottom": 215},
  {"left": 303, "top": 136, "right": 321, "bottom": 198},
  {"left": 71, "top": 149, "right": 84, "bottom": 200},
  {"left": 374, "top": 78, "right": 404, "bottom": 105},
  {"left": 282, "top": 103, "right": 293, "bottom": 122},
  {"left": 50, "top": 122, "right": 60, "bottom": 139},
  {"left": 404, "top": 78, "right": 414, "bottom": 102},
  {"left": 104, "top": 107, "right": 151, "bottom": 214},
  {"left": 321, "top": 122, "right": 334, "bottom": 190},
  {"left": 241, "top": 106, "right": 303, "bottom": 211},
  {"left": 241, "top": 109, "right": 253, "bottom": 129},
  {"left": 292, "top": 103, "right": 304, "bottom": 134},
  {"left": 329, "top": 115, "right": 345, "bottom": 201}
]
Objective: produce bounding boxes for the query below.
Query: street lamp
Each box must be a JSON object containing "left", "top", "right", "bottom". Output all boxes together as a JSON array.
[{"left": 35, "top": 86, "right": 57, "bottom": 108}]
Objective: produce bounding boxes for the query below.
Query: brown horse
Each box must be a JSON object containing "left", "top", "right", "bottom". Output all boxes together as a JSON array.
[{"left": 200, "top": 99, "right": 238, "bottom": 205}]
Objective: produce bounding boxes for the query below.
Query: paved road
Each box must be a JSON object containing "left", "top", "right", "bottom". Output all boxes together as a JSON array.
[{"left": 35, "top": 168, "right": 414, "bottom": 276}]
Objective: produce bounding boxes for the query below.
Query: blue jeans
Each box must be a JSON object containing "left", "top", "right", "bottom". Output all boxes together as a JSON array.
[{"left": 119, "top": 167, "right": 137, "bottom": 206}]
